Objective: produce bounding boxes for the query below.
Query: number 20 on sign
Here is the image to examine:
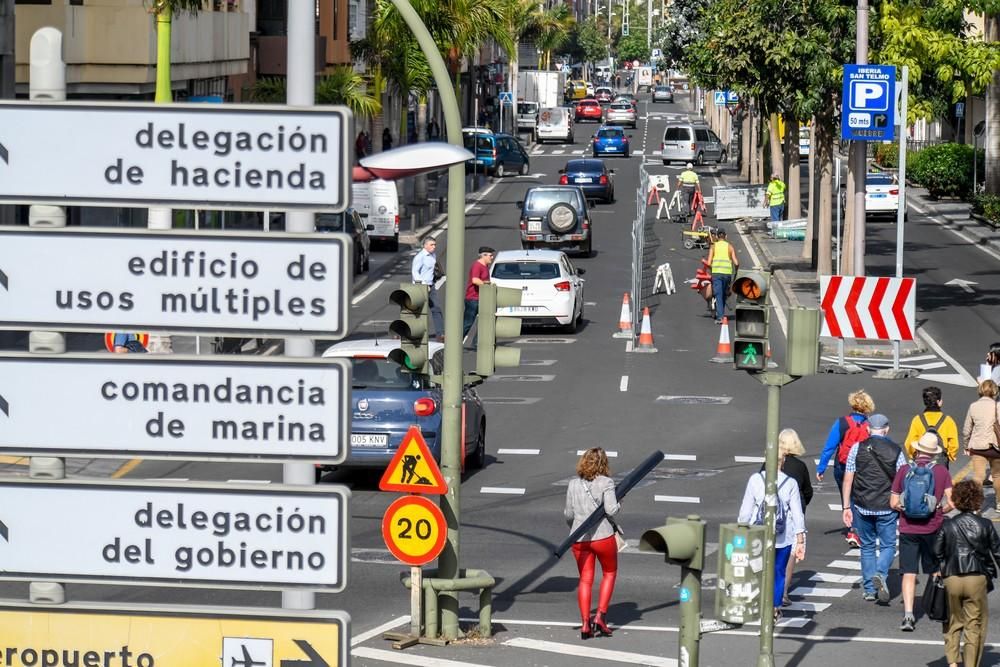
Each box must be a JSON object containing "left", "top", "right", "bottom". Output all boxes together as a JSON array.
[{"left": 381, "top": 495, "right": 447, "bottom": 566}]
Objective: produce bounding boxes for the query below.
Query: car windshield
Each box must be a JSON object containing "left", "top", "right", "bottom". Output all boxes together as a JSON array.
[
  {"left": 463, "top": 133, "right": 493, "bottom": 151},
  {"left": 598, "top": 128, "right": 624, "bottom": 138},
  {"left": 350, "top": 358, "right": 424, "bottom": 390},
  {"left": 520, "top": 102, "right": 538, "bottom": 114},
  {"left": 866, "top": 174, "right": 895, "bottom": 186},
  {"left": 610, "top": 103, "right": 632, "bottom": 110},
  {"left": 655, "top": 86, "right": 670, "bottom": 92},
  {"left": 524, "top": 189, "right": 581, "bottom": 213},
  {"left": 566, "top": 161, "right": 600, "bottom": 173},
  {"left": 493, "top": 262, "right": 562, "bottom": 280},
  {"left": 315, "top": 212, "right": 347, "bottom": 233}
]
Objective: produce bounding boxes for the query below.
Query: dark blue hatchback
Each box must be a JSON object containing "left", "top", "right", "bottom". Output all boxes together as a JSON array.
[
  {"left": 592, "top": 126, "right": 631, "bottom": 158},
  {"left": 558, "top": 158, "right": 615, "bottom": 203}
]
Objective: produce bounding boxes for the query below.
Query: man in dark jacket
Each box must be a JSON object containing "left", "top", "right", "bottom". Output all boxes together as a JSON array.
[{"left": 841, "top": 413, "right": 906, "bottom": 604}]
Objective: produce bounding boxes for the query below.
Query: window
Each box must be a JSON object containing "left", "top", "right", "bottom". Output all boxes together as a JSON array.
[
  {"left": 709, "top": 131, "right": 721, "bottom": 143},
  {"left": 493, "top": 262, "right": 562, "bottom": 280},
  {"left": 665, "top": 127, "right": 691, "bottom": 141},
  {"left": 315, "top": 212, "right": 347, "bottom": 233},
  {"left": 598, "top": 128, "right": 623, "bottom": 138},
  {"left": 695, "top": 129, "right": 710, "bottom": 142},
  {"left": 350, "top": 358, "right": 424, "bottom": 390},
  {"left": 523, "top": 190, "right": 581, "bottom": 215}
]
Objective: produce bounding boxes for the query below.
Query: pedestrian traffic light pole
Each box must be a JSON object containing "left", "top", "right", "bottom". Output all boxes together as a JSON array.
[{"left": 387, "top": 0, "right": 467, "bottom": 640}]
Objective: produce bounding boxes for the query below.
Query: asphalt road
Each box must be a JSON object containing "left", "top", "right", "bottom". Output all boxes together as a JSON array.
[{"left": 4, "top": 95, "right": 1000, "bottom": 667}]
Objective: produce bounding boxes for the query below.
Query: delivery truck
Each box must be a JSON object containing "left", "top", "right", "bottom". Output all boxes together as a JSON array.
[{"left": 517, "top": 70, "right": 567, "bottom": 110}]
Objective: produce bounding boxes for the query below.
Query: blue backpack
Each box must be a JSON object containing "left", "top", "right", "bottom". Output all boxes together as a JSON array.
[
  {"left": 901, "top": 462, "right": 937, "bottom": 519},
  {"left": 752, "top": 473, "right": 791, "bottom": 535}
]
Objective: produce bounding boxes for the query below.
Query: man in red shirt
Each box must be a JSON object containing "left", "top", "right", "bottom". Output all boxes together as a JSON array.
[
  {"left": 463, "top": 246, "right": 495, "bottom": 342},
  {"left": 890, "top": 432, "right": 954, "bottom": 632}
]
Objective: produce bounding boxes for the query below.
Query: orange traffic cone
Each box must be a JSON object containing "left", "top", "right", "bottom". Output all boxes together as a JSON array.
[
  {"left": 710, "top": 316, "right": 732, "bottom": 363},
  {"left": 613, "top": 293, "right": 633, "bottom": 339},
  {"left": 634, "top": 307, "right": 658, "bottom": 353}
]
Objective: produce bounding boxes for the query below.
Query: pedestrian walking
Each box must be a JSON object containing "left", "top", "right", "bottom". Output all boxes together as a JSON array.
[
  {"left": 355, "top": 131, "right": 367, "bottom": 161},
  {"left": 890, "top": 432, "right": 954, "bottom": 631},
  {"left": 766, "top": 428, "right": 812, "bottom": 607},
  {"left": 112, "top": 333, "right": 147, "bottom": 354},
  {"left": 904, "top": 386, "right": 960, "bottom": 468},
  {"left": 978, "top": 342, "right": 1000, "bottom": 385},
  {"left": 739, "top": 449, "right": 806, "bottom": 620},
  {"left": 764, "top": 172, "right": 786, "bottom": 222},
  {"left": 706, "top": 229, "right": 738, "bottom": 323},
  {"left": 382, "top": 128, "right": 393, "bottom": 151},
  {"left": 676, "top": 162, "right": 701, "bottom": 215},
  {"left": 428, "top": 118, "right": 440, "bottom": 140},
  {"left": 462, "top": 246, "right": 495, "bottom": 342},
  {"left": 962, "top": 380, "right": 1000, "bottom": 506},
  {"left": 841, "top": 413, "right": 906, "bottom": 604},
  {"left": 564, "top": 447, "right": 621, "bottom": 640},
  {"left": 933, "top": 479, "right": 1000, "bottom": 667},
  {"left": 410, "top": 237, "right": 445, "bottom": 340},
  {"left": 817, "top": 389, "right": 875, "bottom": 548}
]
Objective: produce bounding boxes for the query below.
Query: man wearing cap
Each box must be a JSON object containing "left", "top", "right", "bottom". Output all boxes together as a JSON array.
[
  {"left": 463, "top": 246, "right": 496, "bottom": 342},
  {"left": 764, "top": 172, "right": 786, "bottom": 222},
  {"left": 676, "top": 163, "right": 701, "bottom": 216},
  {"left": 841, "top": 413, "right": 906, "bottom": 604},
  {"left": 890, "top": 432, "right": 954, "bottom": 631}
]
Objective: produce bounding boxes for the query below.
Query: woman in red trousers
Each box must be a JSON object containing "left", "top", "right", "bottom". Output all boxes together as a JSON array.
[{"left": 564, "top": 447, "right": 622, "bottom": 639}]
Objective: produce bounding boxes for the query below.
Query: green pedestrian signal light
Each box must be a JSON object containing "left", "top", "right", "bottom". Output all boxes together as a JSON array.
[
  {"left": 732, "top": 270, "right": 770, "bottom": 372},
  {"left": 736, "top": 340, "right": 766, "bottom": 372},
  {"left": 388, "top": 284, "right": 430, "bottom": 374},
  {"left": 476, "top": 284, "right": 522, "bottom": 377}
]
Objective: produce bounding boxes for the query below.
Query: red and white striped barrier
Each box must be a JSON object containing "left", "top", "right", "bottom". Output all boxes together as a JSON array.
[{"left": 819, "top": 275, "right": 916, "bottom": 341}]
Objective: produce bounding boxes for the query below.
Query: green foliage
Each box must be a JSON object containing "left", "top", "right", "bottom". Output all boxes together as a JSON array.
[
  {"left": 569, "top": 17, "right": 607, "bottom": 65},
  {"left": 907, "top": 143, "right": 982, "bottom": 198},
  {"left": 247, "top": 70, "right": 381, "bottom": 118},
  {"left": 874, "top": 142, "right": 900, "bottom": 169},
  {"left": 534, "top": 3, "right": 575, "bottom": 69},
  {"left": 652, "top": 0, "right": 708, "bottom": 67},
  {"left": 617, "top": 31, "right": 648, "bottom": 63},
  {"left": 972, "top": 193, "right": 1000, "bottom": 225}
]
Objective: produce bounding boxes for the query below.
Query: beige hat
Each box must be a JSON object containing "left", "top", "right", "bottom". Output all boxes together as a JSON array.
[{"left": 912, "top": 431, "right": 942, "bottom": 456}]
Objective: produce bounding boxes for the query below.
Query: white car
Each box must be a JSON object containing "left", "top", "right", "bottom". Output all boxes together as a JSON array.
[
  {"left": 586, "top": 81, "right": 595, "bottom": 96},
  {"left": 490, "top": 249, "right": 586, "bottom": 333},
  {"left": 865, "top": 172, "right": 902, "bottom": 220}
]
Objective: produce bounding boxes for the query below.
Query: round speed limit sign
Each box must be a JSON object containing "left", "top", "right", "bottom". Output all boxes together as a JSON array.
[{"left": 382, "top": 495, "right": 447, "bottom": 566}]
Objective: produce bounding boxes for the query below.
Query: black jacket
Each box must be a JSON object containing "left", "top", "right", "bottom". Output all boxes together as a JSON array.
[
  {"left": 851, "top": 435, "right": 901, "bottom": 512},
  {"left": 933, "top": 512, "right": 1000, "bottom": 579},
  {"left": 761, "top": 455, "right": 813, "bottom": 510}
]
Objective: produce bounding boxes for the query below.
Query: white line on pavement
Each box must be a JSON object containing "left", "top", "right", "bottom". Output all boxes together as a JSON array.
[
  {"left": 810, "top": 572, "right": 861, "bottom": 584},
  {"left": 351, "top": 278, "right": 385, "bottom": 305},
  {"left": 789, "top": 586, "right": 852, "bottom": 598},
  {"left": 352, "top": 647, "right": 491, "bottom": 666},
  {"left": 746, "top": 617, "right": 811, "bottom": 629},
  {"left": 552, "top": 149, "right": 565, "bottom": 154},
  {"left": 351, "top": 615, "right": 409, "bottom": 646},
  {"left": 625, "top": 339, "right": 634, "bottom": 352},
  {"left": 843, "top": 548, "right": 860, "bottom": 557},
  {"left": 734, "top": 456, "right": 765, "bottom": 463},
  {"left": 480, "top": 487, "right": 526, "bottom": 495},
  {"left": 828, "top": 559, "right": 862, "bottom": 570},
  {"left": 662, "top": 454, "right": 697, "bottom": 461},
  {"left": 828, "top": 503, "right": 842, "bottom": 511},
  {"left": 503, "top": 638, "right": 677, "bottom": 667},
  {"left": 620, "top": 375, "right": 629, "bottom": 391},
  {"left": 655, "top": 495, "right": 700, "bottom": 503},
  {"left": 782, "top": 600, "right": 832, "bottom": 613},
  {"left": 910, "top": 200, "right": 1000, "bottom": 262},
  {"left": 578, "top": 450, "right": 618, "bottom": 457},
  {"left": 498, "top": 448, "right": 540, "bottom": 455},
  {"left": 917, "top": 327, "right": 978, "bottom": 386}
]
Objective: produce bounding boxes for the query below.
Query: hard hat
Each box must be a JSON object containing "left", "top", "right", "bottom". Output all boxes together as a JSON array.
[{"left": 686, "top": 162, "right": 693, "bottom": 169}]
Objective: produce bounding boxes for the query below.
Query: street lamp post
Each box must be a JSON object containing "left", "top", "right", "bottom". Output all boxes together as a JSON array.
[{"left": 387, "top": 0, "right": 468, "bottom": 641}]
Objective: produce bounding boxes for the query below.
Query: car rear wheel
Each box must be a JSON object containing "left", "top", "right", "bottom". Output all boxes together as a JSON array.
[
  {"left": 495, "top": 163, "right": 505, "bottom": 178},
  {"left": 718, "top": 151, "right": 727, "bottom": 164},
  {"left": 387, "top": 235, "right": 399, "bottom": 252},
  {"left": 562, "top": 306, "right": 579, "bottom": 334},
  {"left": 469, "top": 423, "right": 486, "bottom": 469},
  {"left": 520, "top": 161, "right": 529, "bottom": 176}
]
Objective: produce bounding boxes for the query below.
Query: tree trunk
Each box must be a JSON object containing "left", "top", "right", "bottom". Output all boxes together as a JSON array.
[
  {"left": 817, "top": 120, "right": 834, "bottom": 276},
  {"left": 768, "top": 113, "right": 783, "bottom": 179},
  {"left": 785, "top": 116, "right": 801, "bottom": 220},
  {"left": 987, "top": 15, "right": 1000, "bottom": 193},
  {"left": 510, "top": 45, "right": 519, "bottom": 134},
  {"left": 415, "top": 97, "right": 428, "bottom": 206},
  {"left": 842, "top": 152, "right": 855, "bottom": 275},
  {"left": 741, "top": 111, "right": 751, "bottom": 180},
  {"left": 803, "top": 120, "right": 816, "bottom": 263}
]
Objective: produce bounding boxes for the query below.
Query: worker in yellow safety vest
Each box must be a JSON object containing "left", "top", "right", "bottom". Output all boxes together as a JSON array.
[
  {"left": 764, "top": 172, "right": 786, "bottom": 222},
  {"left": 706, "top": 229, "right": 739, "bottom": 323},
  {"left": 676, "top": 162, "right": 701, "bottom": 215}
]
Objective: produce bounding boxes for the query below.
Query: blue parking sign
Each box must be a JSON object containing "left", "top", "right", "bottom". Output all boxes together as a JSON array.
[{"left": 841, "top": 64, "right": 896, "bottom": 141}]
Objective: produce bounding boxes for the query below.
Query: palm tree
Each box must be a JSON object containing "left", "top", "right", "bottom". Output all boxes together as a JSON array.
[
  {"left": 986, "top": 16, "right": 1000, "bottom": 193},
  {"left": 247, "top": 67, "right": 381, "bottom": 118},
  {"left": 534, "top": 4, "right": 574, "bottom": 71},
  {"left": 506, "top": 0, "right": 545, "bottom": 128},
  {"left": 150, "top": 0, "right": 203, "bottom": 103}
]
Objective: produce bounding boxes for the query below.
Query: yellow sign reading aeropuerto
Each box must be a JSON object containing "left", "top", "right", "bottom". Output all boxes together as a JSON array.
[{"left": 0, "top": 603, "right": 348, "bottom": 667}]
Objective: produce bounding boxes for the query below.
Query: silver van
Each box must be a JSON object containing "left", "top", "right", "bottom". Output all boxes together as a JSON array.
[
  {"left": 536, "top": 107, "right": 574, "bottom": 144},
  {"left": 660, "top": 123, "right": 726, "bottom": 165}
]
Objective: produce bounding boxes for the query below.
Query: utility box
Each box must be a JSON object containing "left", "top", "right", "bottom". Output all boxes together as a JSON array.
[
  {"left": 786, "top": 307, "right": 821, "bottom": 377},
  {"left": 715, "top": 523, "right": 766, "bottom": 624}
]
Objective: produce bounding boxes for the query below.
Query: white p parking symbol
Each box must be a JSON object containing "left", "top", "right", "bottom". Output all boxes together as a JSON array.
[{"left": 851, "top": 81, "right": 888, "bottom": 110}]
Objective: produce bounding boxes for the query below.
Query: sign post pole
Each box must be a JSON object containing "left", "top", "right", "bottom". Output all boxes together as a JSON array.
[
  {"left": 411, "top": 566, "right": 423, "bottom": 637},
  {"left": 893, "top": 66, "right": 909, "bottom": 373}
]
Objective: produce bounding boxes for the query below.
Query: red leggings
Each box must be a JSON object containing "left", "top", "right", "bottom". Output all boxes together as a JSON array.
[{"left": 571, "top": 535, "right": 618, "bottom": 623}]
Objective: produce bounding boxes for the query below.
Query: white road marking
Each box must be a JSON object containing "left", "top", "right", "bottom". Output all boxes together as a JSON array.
[
  {"left": 844, "top": 548, "right": 860, "bottom": 556},
  {"left": 662, "top": 454, "right": 697, "bottom": 461},
  {"left": 516, "top": 337, "right": 576, "bottom": 344},
  {"left": 552, "top": 149, "right": 565, "bottom": 154},
  {"left": 810, "top": 572, "right": 861, "bottom": 584},
  {"left": 634, "top": 150, "right": 644, "bottom": 155},
  {"left": 910, "top": 200, "right": 1000, "bottom": 262},
  {"left": 351, "top": 615, "right": 409, "bottom": 646},
  {"left": 519, "top": 359, "right": 558, "bottom": 366},
  {"left": 828, "top": 503, "right": 842, "bottom": 511},
  {"left": 828, "top": 559, "right": 862, "bottom": 570},
  {"left": 480, "top": 486, "right": 526, "bottom": 495},
  {"left": 351, "top": 278, "right": 385, "bottom": 305},
  {"left": 790, "top": 586, "right": 852, "bottom": 598},
  {"left": 620, "top": 375, "right": 629, "bottom": 391},
  {"left": 585, "top": 301, "right": 597, "bottom": 306},
  {"left": 917, "top": 327, "right": 978, "bottom": 386},
  {"left": 479, "top": 397, "right": 543, "bottom": 405},
  {"left": 734, "top": 456, "right": 765, "bottom": 463},
  {"left": 746, "top": 617, "right": 811, "bottom": 628},
  {"left": 503, "top": 638, "right": 677, "bottom": 667},
  {"left": 491, "top": 374, "right": 556, "bottom": 382},
  {"left": 655, "top": 495, "right": 700, "bottom": 503},
  {"left": 919, "top": 373, "right": 979, "bottom": 388},
  {"left": 625, "top": 339, "right": 634, "bottom": 352},
  {"left": 578, "top": 450, "right": 618, "bottom": 457},
  {"left": 573, "top": 150, "right": 585, "bottom": 155},
  {"left": 498, "top": 448, "right": 540, "bottom": 455},
  {"left": 782, "top": 600, "right": 832, "bottom": 612},
  {"left": 352, "top": 647, "right": 491, "bottom": 666}
]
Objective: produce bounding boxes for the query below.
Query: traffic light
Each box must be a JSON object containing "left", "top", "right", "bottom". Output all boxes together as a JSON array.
[
  {"left": 639, "top": 516, "right": 705, "bottom": 570},
  {"left": 786, "top": 307, "right": 821, "bottom": 377},
  {"left": 731, "top": 269, "right": 770, "bottom": 372},
  {"left": 388, "top": 284, "right": 430, "bottom": 375},
  {"left": 476, "top": 283, "right": 522, "bottom": 377}
]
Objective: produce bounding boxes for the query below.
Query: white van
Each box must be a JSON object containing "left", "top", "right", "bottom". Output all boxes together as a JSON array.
[
  {"left": 351, "top": 179, "right": 400, "bottom": 251},
  {"left": 535, "top": 107, "right": 574, "bottom": 144}
]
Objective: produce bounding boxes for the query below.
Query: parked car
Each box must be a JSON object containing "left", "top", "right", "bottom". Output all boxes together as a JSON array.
[
  {"left": 490, "top": 249, "right": 586, "bottom": 333},
  {"left": 559, "top": 158, "right": 615, "bottom": 204},
  {"left": 605, "top": 101, "right": 637, "bottom": 128},
  {"left": 595, "top": 87, "right": 615, "bottom": 104},
  {"left": 492, "top": 134, "right": 531, "bottom": 177},
  {"left": 575, "top": 99, "right": 604, "bottom": 123},
  {"left": 318, "top": 339, "right": 487, "bottom": 475},
  {"left": 592, "top": 126, "right": 631, "bottom": 158},
  {"left": 463, "top": 127, "right": 498, "bottom": 173},
  {"left": 536, "top": 107, "right": 574, "bottom": 144},
  {"left": 517, "top": 185, "right": 594, "bottom": 255},
  {"left": 316, "top": 208, "right": 371, "bottom": 275},
  {"left": 652, "top": 85, "right": 675, "bottom": 103},
  {"left": 660, "top": 123, "right": 726, "bottom": 165},
  {"left": 351, "top": 180, "right": 400, "bottom": 251}
]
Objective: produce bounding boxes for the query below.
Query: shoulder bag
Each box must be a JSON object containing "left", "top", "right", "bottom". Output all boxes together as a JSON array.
[
  {"left": 976, "top": 403, "right": 1000, "bottom": 459},
  {"left": 922, "top": 574, "right": 948, "bottom": 622},
  {"left": 585, "top": 481, "right": 627, "bottom": 552}
]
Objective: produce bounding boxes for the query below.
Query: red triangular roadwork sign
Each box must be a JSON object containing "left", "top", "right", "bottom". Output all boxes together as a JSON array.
[{"left": 379, "top": 425, "right": 448, "bottom": 494}]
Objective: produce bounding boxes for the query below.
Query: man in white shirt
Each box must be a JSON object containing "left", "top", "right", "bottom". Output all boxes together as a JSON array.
[{"left": 411, "top": 237, "right": 445, "bottom": 339}]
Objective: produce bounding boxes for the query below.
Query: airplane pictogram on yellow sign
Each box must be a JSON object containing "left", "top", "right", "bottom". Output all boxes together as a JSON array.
[{"left": 378, "top": 425, "right": 447, "bottom": 494}]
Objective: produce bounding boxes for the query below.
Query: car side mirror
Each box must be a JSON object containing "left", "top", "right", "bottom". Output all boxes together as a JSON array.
[
  {"left": 576, "top": 268, "right": 587, "bottom": 276},
  {"left": 609, "top": 169, "right": 616, "bottom": 174},
  {"left": 365, "top": 224, "right": 375, "bottom": 231},
  {"left": 516, "top": 201, "right": 523, "bottom": 209},
  {"left": 627, "top": 135, "right": 633, "bottom": 139},
  {"left": 587, "top": 199, "right": 599, "bottom": 207},
  {"left": 558, "top": 169, "right": 565, "bottom": 174}
]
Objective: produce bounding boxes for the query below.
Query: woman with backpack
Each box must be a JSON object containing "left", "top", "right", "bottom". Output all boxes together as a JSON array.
[
  {"left": 774, "top": 429, "right": 812, "bottom": 606},
  {"left": 963, "top": 380, "right": 1000, "bottom": 507},
  {"left": 933, "top": 479, "right": 1000, "bottom": 667},
  {"left": 738, "top": 450, "right": 806, "bottom": 620}
]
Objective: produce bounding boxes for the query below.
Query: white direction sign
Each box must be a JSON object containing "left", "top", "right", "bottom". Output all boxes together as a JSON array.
[
  {"left": 0, "top": 228, "right": 350, "bottom": 337},
  {"left": 0, "top": 101, "right": 352, "bottom": 210},
  {"left": 0, "top": 353, "right": 350, "bottom": 463},
  {"left": 0, "top": 479, "right": 350, "bottom": 590}
]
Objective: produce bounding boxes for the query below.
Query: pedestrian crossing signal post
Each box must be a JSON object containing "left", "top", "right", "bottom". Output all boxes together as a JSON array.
[
  {"left": 732, "top": 270, "right": 770, "bottom": 372},
  {"left": 475, "top": 283, "right": 523, "bottom": 376},
  {"left": 389, "top": 284, "right": 431, "bottom": 375}
]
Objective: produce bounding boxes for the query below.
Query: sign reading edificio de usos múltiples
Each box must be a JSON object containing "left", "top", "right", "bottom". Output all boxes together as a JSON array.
[
  {"left": 0, "top": 228, "right": 350, "bottom": 337},
  {"left": 0, "top": 102, "right": 352, "bottom": 210}
]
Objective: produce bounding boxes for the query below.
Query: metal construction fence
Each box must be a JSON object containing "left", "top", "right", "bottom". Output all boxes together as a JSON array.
[{"left": 630, "top": 163, "right": 663, "bottom": 336}]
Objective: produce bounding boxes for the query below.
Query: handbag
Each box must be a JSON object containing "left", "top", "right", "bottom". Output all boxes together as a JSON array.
[
  {"left": 923, "top": 574, "right": 949, "bottom": 622},
  {"left": 993, "top": 403, "right": 1000, "bottom": 450},
  {"left": 584, "top": 481, "right": 627, "bottom": 552}
]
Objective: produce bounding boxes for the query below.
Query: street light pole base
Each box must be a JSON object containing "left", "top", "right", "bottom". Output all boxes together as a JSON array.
[{"left": 756, "top": 654, "right": 776, "bottom": 667}]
